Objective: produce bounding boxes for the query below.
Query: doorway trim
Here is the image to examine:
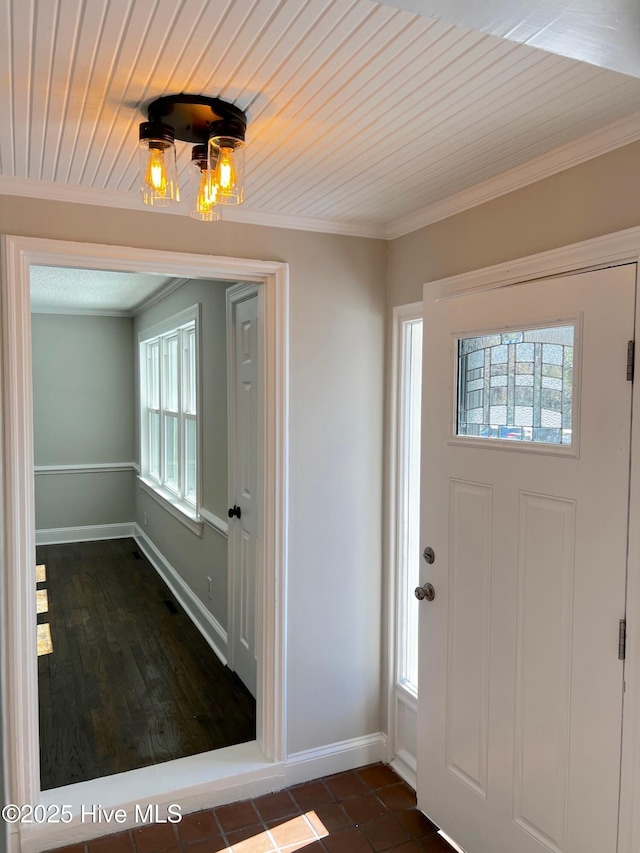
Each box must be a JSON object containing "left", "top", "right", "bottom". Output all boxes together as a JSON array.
[
  {"left": 0, "top": 235, "right": 289, "bottom": 850},
  {"left": 419, "top": 224, "right": 640, "bottom": 853}
]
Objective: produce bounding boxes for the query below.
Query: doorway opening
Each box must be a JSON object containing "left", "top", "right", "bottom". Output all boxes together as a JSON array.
[
  {"left": 1, "top": 236, "right": 288, "bottom": 850},
  {"left": 31, "top": 268, "right": 261, "bottom": 788}
]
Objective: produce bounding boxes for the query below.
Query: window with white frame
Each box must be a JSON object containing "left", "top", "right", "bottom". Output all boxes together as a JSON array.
[
  {"left": 395, "top": 311, "right": 423, "bottom": 695},
  {"left": 139, "top": 305, "right": 200, "bottom": 519}
]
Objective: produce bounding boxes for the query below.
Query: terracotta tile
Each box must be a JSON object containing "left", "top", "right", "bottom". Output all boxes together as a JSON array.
[
  {"left": 54, "top": 846, "right": 87, "bottom": 853},
  {"left": 396, "top": 810, "right": 438, "bottom": 839},
  {"left": 185, "top": 839, "right": 229, "bottom": 853},
  {"left": 216, "top": 801, "right": 262, "bottom": 834},
  {"left": 284, "top": 844, "right": 326, "bottom": 853},
  {"left": 290, "top": 780, "right": 336, "bottom": 811},
  {"left": 360, "top": 815, "right": 412, "bottom": 852},
  {"left": 324, "top": 771, "right": 369, "bottom": 802},
  {"left": 88, "top": 832, "right": 134, "bottom": 853},
  {"left": 383, "top": 843, "right": 424, "bottom": 853},
  {"left": 377, "top": 784, "right": 417, "bottom": 812},
  {"left": 254, "top": 790, "right": 300, "bottom": 822},
  {"left": 357, "top": 765, "right": 403, "bottom": 790},
  {"left": 177, "top": 809, "right": 221, "bottom": 842},
  {"left": 343, "top": 793, "right": 388, "bottom": 825},
  {"left": 322, "top": 827, "right": 374, "bottom": 853},
  {"left": 267, "top": 814, "right": 316, "bottom": 849},
  {"left": 416, "top": 835, "right": 457, "bottom": 852},
  {"left": 132, "top": 822, "right": 179, "bottom": 852},
  {"left": 306, "top": 803, "right": 353, "bottom": 835},
  {"left": 225, "top": 825, "right": 275, "bottom": 852}
]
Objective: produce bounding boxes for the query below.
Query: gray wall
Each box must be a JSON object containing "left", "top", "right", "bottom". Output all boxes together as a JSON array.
[
  {"left": 1, "top": 194, "right": 387, "bottom": 756},
  {"left": 31, "top": 313, "right": 135, "bottom": 529},
  {"left": 134, "top": 279, "right": 230, "bottom": 634}
]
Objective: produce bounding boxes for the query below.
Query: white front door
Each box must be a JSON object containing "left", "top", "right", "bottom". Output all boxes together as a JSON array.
[
  {"left": 227, "top": 284, "right": 260, "bottom": 698},
  {"left": 417, "top": 264, "right": 635, "bottom": 853}
]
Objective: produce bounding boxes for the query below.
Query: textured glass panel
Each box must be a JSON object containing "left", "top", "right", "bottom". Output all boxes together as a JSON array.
[
  {"left": 491, "top": 345, "right": 508, "bottom": 364},
  {"left": 491, "top": 387, "right": 507, "bottom": 405},
  {"left": 516, "top": 342, "right": 534, "bottom": 361},
  {"left": 490, "top": 406, "right": 507, "bottom": 425},
  {"left": 543, "top": 343, "right": 563, "bottom": 365},
  {"left": 543, "top": 376, "right": 563, "bottom": 391},
  {"left": 468, "top": 349, "right": 485, "bottom": 369},
  {"left": 457, "top": 324, "right": 574, "bottom": 445},
  {"left": 515, "top": 386, "right": 534, "bottom": 406},
  {"left": 164, "top": 414, "right": 178, "bottom": 490},
  {"left": 541, "top": 410, "right": 562, "bottom": 428},
  {"left": 514, "top": 406, "right": 534, "bottom": 426}
]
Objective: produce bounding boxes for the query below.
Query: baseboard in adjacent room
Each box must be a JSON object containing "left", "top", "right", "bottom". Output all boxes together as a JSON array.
[
  {"left": 35, "top": 522, "right": 136, "bottom": 546},
  {"left": 133, "top": 524, "right": 228, "bottom": 666},
  {"left": 284, "top": 732, "right": 388, "bottom": 787}
]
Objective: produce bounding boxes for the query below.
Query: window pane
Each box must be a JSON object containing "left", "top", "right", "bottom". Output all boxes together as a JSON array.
[
  {"left": 164, "top": 414, "right": 178, "bottom": 490},
  {"left": 185, "top": 417, "right": 197, "bottom": 503},
  {"left": 183, "top": 328, "right": 197, "bottom": 415},
  {"left": 148, "top": 411, "right": 160, "bottom": 477},
  {"left": 147, "top": 342, "right": 160, "bottom": 408},
  {"left": 457, "top": 324, "right": 574, "bottom": 445},
  {"left": 398, "top": 318, "right": 422, "bottom": 693},
  {"left": 164, "top": 335, "right": 178, "bottom": 411}
]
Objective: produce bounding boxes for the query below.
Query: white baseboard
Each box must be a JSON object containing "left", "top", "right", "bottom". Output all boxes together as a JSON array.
[
  {"left": 35, "top": 522, "right": 136, "bottom": 545},
  {"left": 133, "top": 524, "right": 228, "bottom": 665},
  {"left": 390, "top": 750, "right": 417, "bottom": 791},
  {"left": 20, "top": 743, "right": 285, "bottom": 853},
  {"left": 284, "top": 732, "right": 387, "bottom": 787}
]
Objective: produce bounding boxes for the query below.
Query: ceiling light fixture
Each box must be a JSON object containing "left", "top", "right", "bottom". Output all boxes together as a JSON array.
[{"left": 138, "top": 94, "right": 247, "bottom": 218}]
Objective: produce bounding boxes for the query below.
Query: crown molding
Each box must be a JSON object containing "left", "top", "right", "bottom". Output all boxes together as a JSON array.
[
  {"left": 386, "top": 111, "right": 640, "bottom": 239},
  {"left": 0, "top": 175, "right": 385, "bottom": 240},
  {"left": 3, "top": 110, "right": 640, "bottom": 243}
]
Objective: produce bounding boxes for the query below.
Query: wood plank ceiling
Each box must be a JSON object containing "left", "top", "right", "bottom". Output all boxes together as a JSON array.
[{"left": 2, "top": 0, "right": 640, "bottom": 236}]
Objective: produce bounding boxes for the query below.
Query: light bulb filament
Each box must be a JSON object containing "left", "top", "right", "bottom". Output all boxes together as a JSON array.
[
  {"left": 215, "top": 147, "right": 236, "bottom": 193},
  {"left": 145, "top": 148, "right": 168, "bottom": 194}
]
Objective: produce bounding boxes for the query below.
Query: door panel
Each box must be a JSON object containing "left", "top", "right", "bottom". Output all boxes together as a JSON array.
[
  {"left": 229, "top": 290, "right": 259, "bottom": 698},
  {"left": 418, "top": 264, "right": 636, "bottom": 853}
]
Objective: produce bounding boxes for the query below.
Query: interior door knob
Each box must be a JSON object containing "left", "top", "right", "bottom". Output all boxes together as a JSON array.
[
  {"left": 228, "top": 505, "right": 242, "bottom": 519},
  {"left": 415, "top": 583, "right": 435, "bottom": 601}
]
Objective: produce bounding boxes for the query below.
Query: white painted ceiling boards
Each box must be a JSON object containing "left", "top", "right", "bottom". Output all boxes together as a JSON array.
[{"left": 2, "top": 0, "right": 640, "bottom": 238}]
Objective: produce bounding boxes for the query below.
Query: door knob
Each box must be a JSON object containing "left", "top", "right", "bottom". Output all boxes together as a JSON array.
[
  {"left": 415, "top": 583, "right": 435, "bottom": 601},
  {"left": 228, "top": 505, "right": 242, "bottom": 519}
]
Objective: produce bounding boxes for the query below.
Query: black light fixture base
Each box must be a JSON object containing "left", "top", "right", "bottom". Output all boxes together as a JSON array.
[{"left": 146, "top": 94, "right": 247, "bottom": 144}]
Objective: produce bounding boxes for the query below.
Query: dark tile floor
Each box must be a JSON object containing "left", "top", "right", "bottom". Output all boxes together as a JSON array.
[{"left": 48, "top": 764, "right": 456, "bottom": 853}]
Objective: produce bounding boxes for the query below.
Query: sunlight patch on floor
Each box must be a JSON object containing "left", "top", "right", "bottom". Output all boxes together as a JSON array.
[
  {"left": 36, "top": 588, "right": 49, "bottom": 614},
  {"left": 36, "top": 563, "right": 47, "bottom": 583},
  {"left": 37, "top": 623, "right": 53, "bottom": 656}
]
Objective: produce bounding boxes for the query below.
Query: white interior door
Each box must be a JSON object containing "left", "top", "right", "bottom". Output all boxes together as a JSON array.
[
  {"left": 227, "top": 284, "right": 259, "bottom": 698},
  {"left": 417, "top": 264, "right": 636, "bottom": 853}
]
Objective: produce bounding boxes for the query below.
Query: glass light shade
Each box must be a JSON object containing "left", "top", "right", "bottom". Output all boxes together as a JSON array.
[
  {"left": 208, "top": 136, "right": 245, "bottom": 204},
  {"left": 138, "top": 138, "right": 179, "bottom": 206},
  {"left": 189, "top": 160, "right": 220, "bottom": 221}
]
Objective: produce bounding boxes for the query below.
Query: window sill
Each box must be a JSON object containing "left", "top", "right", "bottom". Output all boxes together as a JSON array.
[{"left": 138, "top": 476, "right": 203, "bottom": 537}]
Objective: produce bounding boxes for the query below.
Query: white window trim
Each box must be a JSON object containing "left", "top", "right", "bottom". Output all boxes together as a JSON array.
[
  {"left": 386, "top": 300, "right": 423, "bottom": 787},
  {"left": 138, "top": 303, "right": 203, "bottom": 534}
]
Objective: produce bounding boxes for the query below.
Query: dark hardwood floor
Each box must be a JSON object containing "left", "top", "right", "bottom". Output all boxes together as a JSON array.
[{"left": 37, "top": 538, "right": 255, "bottom": 790}]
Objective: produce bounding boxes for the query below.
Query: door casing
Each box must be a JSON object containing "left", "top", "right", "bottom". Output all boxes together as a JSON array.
[
  {"left": 0, "top": 235, "right": 289, "bottom": 852},
  {"left": 409, "top": 226, "right": 640, "bottom": 853}
]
